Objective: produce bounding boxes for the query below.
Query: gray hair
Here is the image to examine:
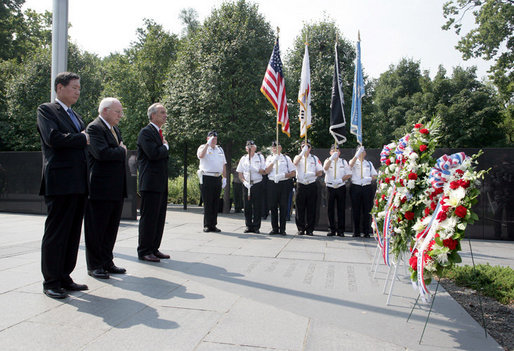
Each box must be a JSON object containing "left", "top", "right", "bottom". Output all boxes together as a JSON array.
[
  {"left": 147, "top": 103, "right": 163, "bottom": 121},
  {"left": 98, "top": 97, "right": 120, "bottom": 115}
]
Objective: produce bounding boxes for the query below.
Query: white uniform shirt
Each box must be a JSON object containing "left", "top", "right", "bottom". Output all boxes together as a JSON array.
[
  {"left": 265, "top": 153, "right": 295, "bottom": 182},
  {"left": 236, "top": 153, "right": 265, "bottom": 184},
  {"left": 296, "top": 154, "right": 323, "bottom": 185},
  {"left": 324, "top": 158, "right": 351, "bottom": 188},
  {"left": 351, "top": 159, "right": 377, "bottom": 186},
  {"left": 197, "top": 144, "right": 226, "bottom": 175}
]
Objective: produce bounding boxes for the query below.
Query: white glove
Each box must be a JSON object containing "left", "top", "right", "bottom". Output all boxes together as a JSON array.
[
  {"left": 243, "top": 181, "right": 251, "bottom": 189},
  {"left": 222, "top": 178, "right": 227, "bottom": 189},
  {"left": 363, "top": 176, "right": 372, "bottom": 183},
  {"left": 299, "top": 145, "right": 309, "bottom": 157},
  {"left": 207, "top": 136, "right": 215, "bottom": 147},
  {"left": 330, "top": 153, "right": 338, "bottom": 161},
  {"left": 354, "top": 146, "right": 364, "bottom": 158},
  {"left": 305, "top": 172, "right": 316, "bottom": 182},
  {"left": 274, "top": 173, "right": 285, "bottom": 183}
]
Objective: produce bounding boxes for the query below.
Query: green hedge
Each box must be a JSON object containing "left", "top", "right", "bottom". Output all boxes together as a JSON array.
[
  {"left": 168, "top": 174, "right": 201, "bottom": 205},
  {"left": 440, "top": 264, "right": 514, "bottom": 305}
]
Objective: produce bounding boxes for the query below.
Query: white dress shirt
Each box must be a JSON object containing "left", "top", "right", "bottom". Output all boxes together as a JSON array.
[
  {"left": 197, "top": 144, "right": 226, "bottom": 175},
  {"left": 351, "top": 159, "right": 377, "bottom": 186},
  {"left": 324, "top": 158, "right": 351, "bottom": 188},
  {"left": 236, "top": 153, "right": 265, "bottom": 184},
  {"left": 296, "top": 154, "right": 323, "bottom": 185},
  {"left": 265, "top": 153, "right": 295, "bottom": 182}
]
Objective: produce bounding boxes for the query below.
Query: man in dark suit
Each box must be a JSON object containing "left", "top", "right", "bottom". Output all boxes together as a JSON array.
[
  {"left": 84, "top": 98, "right": 127, "bottom": 279},
  {"left": 137, "top": 103, "right": 170, "bottom": 262},
  {"left": 37, "top": 72, "right": 90, "bottom": 299}
]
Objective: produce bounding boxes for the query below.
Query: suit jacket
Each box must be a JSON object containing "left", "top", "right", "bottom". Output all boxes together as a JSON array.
[
  {"left": 86, "top": 117, "right": 127, "bottom": 201},
  {"left": 37, "top": 102, "right": 88, "bottom": 196},
  {"left": 137, "top": 124, "right": 169, "bottom": 193}
]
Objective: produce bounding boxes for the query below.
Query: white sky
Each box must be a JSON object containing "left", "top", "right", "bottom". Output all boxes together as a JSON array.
[{"left": 23, "top": 0, "right": 491, "bottom": 80}]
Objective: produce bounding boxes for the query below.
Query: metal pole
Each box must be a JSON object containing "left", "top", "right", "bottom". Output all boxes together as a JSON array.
[
  {"left": 183, "top": 143, "right": 187, "bottom": 210},
  {"left": 51, "top": 0, "right": 69, "bottom": 101}
]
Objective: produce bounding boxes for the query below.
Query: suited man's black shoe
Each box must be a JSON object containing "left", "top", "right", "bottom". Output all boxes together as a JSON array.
[
  {"left": 254, "top": 229, "right": 260, "bottom": 234},
  {"left": 306, "top": 231, "right": 314, "bottom": 236},
  {"left": 363, "top": 234, "right": 371, "bottom": 238},
  {"left": 352, "top": 233, "right": 360, "bottom": 237},
  {"left": 105, "top": 265, "right": 126, "bottom": 274},
  {"left": 211, "top": 227, "right": 221, "bottom": 232},
  {"left": 139, "top": 254, "right": 160, "bottom": 262},
  {"left": 297, "top": 231, "right": 305, "bottom": 235},
  {"left": 337, "top": 232, "right": 345, "bottom": 237},
  {"left": 327, "top": 231, "right": 336, "bottom": 236},
  {"left": 44, "top": 288, "right": 67, "bottom": 299},
  {"left": 88, "top": 268, "right": 110, "bottom": 279},
  {"left": 269, "top": 229, "right": 280, "bottom": 235},
  {"left": 63, "top": 282, "right": 88, "bottom": 291},
  {"left": 154, "top": 250, "right": 170, "bottom": 259},
  {"left": 244, "top": 227, "right": 251, "bottom": 233},
  {"left": 203, "top": 227, "right": 211, "bottom": 232}
]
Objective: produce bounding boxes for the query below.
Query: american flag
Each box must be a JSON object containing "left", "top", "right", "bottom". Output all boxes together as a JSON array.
[{"left": 261, "top": 38, "right": 289, "bottom": 136}]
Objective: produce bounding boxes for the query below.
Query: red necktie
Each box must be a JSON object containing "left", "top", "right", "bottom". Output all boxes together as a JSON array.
[{"left": 159, "top": 129, "right": 163, "bottom": 142}]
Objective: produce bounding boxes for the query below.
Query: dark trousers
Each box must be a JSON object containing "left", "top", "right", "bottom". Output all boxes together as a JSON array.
[
  {"left": 350, "top": 184, "right": 373, "bottom": 235},
  {"left": 327, "top": 186, "right": 346, "bottom": 234},
  {"left": 202, "top": 175, "right": 221, "bottom": 228},
  {"left": 295, "top": 182, "right": 318, "bottom": 233},
  {"left": 233, "top": 182, "right": 243, "bottom": 212},
  {"left": 42, "top": 194, "right": 86, "bottom": 289},
  {"left": 85, "top": 199, "right": 123, "bottom": 270},
  {"left": 138, "top": 191, "right": 167, "bottom": 257},
  {"left": 268, "top": 179, "right": 291, "bottom": 232},
  {"left": 243, "top": 181, "right": 263, "bottom": 230}
]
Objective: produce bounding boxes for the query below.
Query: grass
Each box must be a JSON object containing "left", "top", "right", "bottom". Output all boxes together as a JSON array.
[{"left": 439, "top": 264, "right": 514, "bottom": 305}]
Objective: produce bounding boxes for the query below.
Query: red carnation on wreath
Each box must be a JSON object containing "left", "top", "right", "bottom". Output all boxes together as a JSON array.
[
  {"left": 408, "top": 172, "right": 418, "bottom": 180},
  {"left": 385, "top": 159, "right": 391, "bottom": 165},
  {"left": 443, "top": 238, "right": 458, "bottom": 250},
  {"left": 414, "top": 123, "right": 423, "bottom": 129},
  {"left": 409, "top": 252, "right": 418, "bottom": 270},
  {"left": 404, "top": 211, "right": 415, "bottom": 220},
  {"left": 419, "top": 144, "right": 427, "bottom": 152},
  {"left": 454, "top": 205, "right": 467, "bottom": 218},
  {"left": 419, "top": 128, "right": 429, "bottom": 135}
]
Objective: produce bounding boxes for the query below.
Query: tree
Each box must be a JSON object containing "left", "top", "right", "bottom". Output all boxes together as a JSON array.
[
  {"left": 284, "top": 18, "right": 356, "bottom": 150},
  {"left": 369, "top": 58, "right": 424, "bottom": 147},
  {"left": 3, "top": 44, "right": 103, "bottom": 151},
  {"left": 165, "top": 0, "right": 275, "bottom": 212},
  {"left": 442, "top": 0, "right": 513, "bottom": 103},
  {"left": 179, "top": 8, "right": 200, "bottom": 37},
  {"left": 102, "top": 19, "right": 178, "bottom": 150}
]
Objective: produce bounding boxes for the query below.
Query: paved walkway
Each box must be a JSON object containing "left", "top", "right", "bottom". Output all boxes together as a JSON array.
[{"left": 0, "top": 205, "right": 512, "bottom": 350}]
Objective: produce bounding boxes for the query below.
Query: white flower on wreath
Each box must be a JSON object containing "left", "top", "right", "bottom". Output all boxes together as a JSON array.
[
  {"left": 412, "top": 220, "right": 425, "bottom": 232},
  {"left": 407, "top": 180, "right": 416, "bottom": 189},
  {"left": 448, "top": 187, "right": 466, "bottom": 206},
  {"left": 409, "top": 152, "right": 419, "bottom": 161}
]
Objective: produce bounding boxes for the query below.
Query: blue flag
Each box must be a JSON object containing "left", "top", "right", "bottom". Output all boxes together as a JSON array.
[{"left": 350, "top": 36, "right": 365, "bottom": 145}]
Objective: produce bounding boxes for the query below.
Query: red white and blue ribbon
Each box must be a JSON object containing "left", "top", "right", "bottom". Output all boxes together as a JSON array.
[
  {"left": 414, "top": 152, "right": 467, "bottom": 300},
  {"left": 380, "top": 142, "right": 395, "bottom": 164},
  {"left": 372, "top": 214, "right": 383, "bottom": 249}
]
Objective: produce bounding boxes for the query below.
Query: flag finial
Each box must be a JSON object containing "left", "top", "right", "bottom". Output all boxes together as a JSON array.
[
  {"left": 277, "top": 27, "right": 280, "bottom": 37},
  {"left": 358, "top": 30, "right": 361, "bottom": 41}
]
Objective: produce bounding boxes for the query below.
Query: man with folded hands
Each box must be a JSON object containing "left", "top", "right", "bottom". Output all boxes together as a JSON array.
[
  {"left": 293, "top": 140, "right": 323, "bottom": 236},
  {"left": 265, "top": 141, "right": 296, "bottom": 235},
  {"left": 324, "top": 145, "right": 352, "bottom": 237},
  {"left": 236, "top": 140, "right": 266, "bottom": 233}
]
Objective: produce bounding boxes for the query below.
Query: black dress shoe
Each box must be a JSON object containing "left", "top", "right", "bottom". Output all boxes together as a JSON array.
[
  {"left": 211, "top": 227, "right": 221, "bottom": 232},
  {"left": 154, "top": 250, "right": 170, "bottom": 259},
  {"left": 363, "top": 234, "right": 370, "bottom": 238},
  {"left": 279, "top": 230, "right": 287, "bottom": 236},
  {"left": 269, "top": 229, "right": 279, "bottom": 235},
  {"left": 63, "top": 282, "right": 88, "bottom": 291},
  {"left": 44, "top": 288, "right": 67, "bottom": 299},
  {"left": 88, "top": 268, "right": 110, "bottom": 279},
  {"left": 306, "top": 231, "right": 314, "bottom": 236},
  {"left": 244, "top": 227, "right": 251, "bottom": 233},
  {"left": 203, "top": 227, "right": 211, "bottom": 232},
  {"left": 254, "top": 229, "right": 260, "bottom": 234},
  {"left": 337, "top": 232, "right": 345, "bottom": 237},
  {"left": 139, "top": 254, "right": 160, "bottom": 262},
  {"left": 327, "top": 231, "right": 336, "bottom": 236},
  {"left": 352, "top": 233, "right": 360, "bottom": 237},
  {"left": 105, "top": 265, "right": 126, "bottom": 274},
  {"left": 297, "top": 231, "right": 305, "bottom": 235}
]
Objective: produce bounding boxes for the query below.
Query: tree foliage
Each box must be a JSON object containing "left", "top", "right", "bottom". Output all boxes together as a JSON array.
[
  {"left": 284, "top": 18, "right": 357, "bottom": 150},
  {"left": 442, "top": 0, "right": 513, "bottom": 103}
]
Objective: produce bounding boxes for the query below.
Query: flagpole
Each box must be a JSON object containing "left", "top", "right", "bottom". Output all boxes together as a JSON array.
[{"left": 358, "top": 30, "right": 363, "bottom": 179}]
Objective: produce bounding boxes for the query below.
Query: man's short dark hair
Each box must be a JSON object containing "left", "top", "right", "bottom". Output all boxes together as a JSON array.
[{"left": 54, "top": 72, "right": 80, "bottom": 92}]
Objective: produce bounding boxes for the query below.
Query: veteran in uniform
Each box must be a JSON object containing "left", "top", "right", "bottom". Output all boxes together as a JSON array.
[
  {"left": 349, "top": 146, "right": 377, "bottom": 237},
  {"left": 197, "top": 131, "right": 227, "bottom": 232},
  {"left": 265, "top": 141, "right": 296, "bottom": 235},
  {"left": 324, "top": 145, "right": 352, "bottom": 237},
  {"left": 293, "top": 140, "right": 323, "bottom": 236},
  {"left": 236, "top": 140, "right": 266, "bottom": 233}
]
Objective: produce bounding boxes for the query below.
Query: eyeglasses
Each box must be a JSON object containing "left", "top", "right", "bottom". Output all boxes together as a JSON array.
[{"left": 107, "top": 108, "right": 124, "bottom": 117}]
